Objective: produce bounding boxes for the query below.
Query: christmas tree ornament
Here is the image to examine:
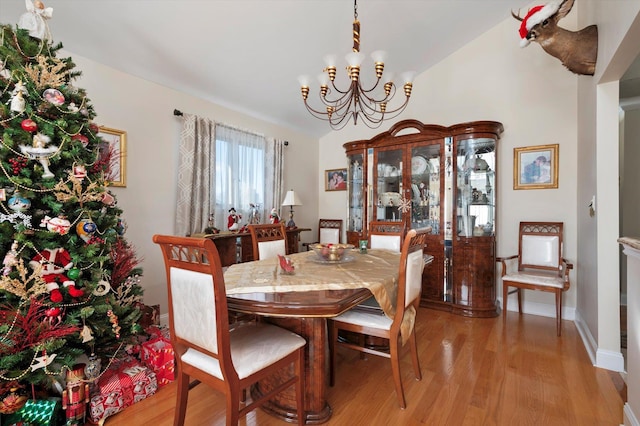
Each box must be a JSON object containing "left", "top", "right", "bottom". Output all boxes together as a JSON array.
[
  {"left": 92, "top": 277, "right": 111, "bottom": 296},
  {"left": 101, "top": 192, "right": 115, "bottom": 206},
  {"left": 71, "top": 133, "right": 88, "bottom": 147},
  {"left": 84, "top": 354, "right": 101, "bottom": 381},
  {"left": 62, "top": 363, "right": 90, "bottom": 424},
  {"left": 116, "top": 218, "right": 127, "bottom": 235},
  {"left": 2, "top": 240, "right": 20, "bottom": 276},
  {"left": 19, "top": 133, "right": 58, "bottom": 179},
  {"left": 30, "top": 352, "right": 57, "bottom": 372},
  {"left": 9, "top": 90, "right": 25, "bottom": 113},
  {"left": 8, "top": 157, "right": 29, "bottom": 175},
  {"left": 12, "top": 80, "right": 28, "bottom": 96},
  {"left": 67, "top": 102, "right": 79, "bottom": 112},
  {"left": 80, "top": 325, "right": 93, "bottom": 343},
  {"left": 8, "top": 192, "right": 31, "bottom": 212},
  {"left": 76, "top": 218, "right": 97, "bottom": 242},
  {"left": 73, "top": 164, "right": 87, "bottom": 181},
  {"left": 40, "top": 215, "right": 71, "bottom": 235},
  {"left": 20, "top": 118, "right": 37, "bottom": 132},
  {"left": 29, "top": 247, "right": 83, "bottom": 302},
  {"left": 18, "top": 0, "right": 53, "bottom": 40},
  {"left": 67, "top": 267, "right": 80, "bottom": 280},
  {"left": 0, "top": 385, "right": 28, "bottom": 414},
  {"left": 42, "top": 88, "right": 64, "bottom": 106},
  {"left": 107, "top": 310, "right": 121, "bottom": 338},
  {"left": 89, "top": 122, "right": 99, "bottom": 134}
]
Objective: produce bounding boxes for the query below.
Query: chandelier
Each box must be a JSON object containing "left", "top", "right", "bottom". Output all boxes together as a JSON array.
[{"left": 298, "top": 0, "right": 415, "bottom": 130}]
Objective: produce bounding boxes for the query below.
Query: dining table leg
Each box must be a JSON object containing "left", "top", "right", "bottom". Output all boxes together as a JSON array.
[{"left": 251, "top": 316, "right": 332, "bottom": 424}]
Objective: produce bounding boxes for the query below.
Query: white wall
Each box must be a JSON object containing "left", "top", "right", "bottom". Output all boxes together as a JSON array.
[
  {"left": 576, "top": 0, "right": 640, "bottom": 371},
  {"left": 318, "top": 10, "right": 579, "bottom": 315},
  {"left": 67, "top": 53, "right": 319, "bottom": 310}
]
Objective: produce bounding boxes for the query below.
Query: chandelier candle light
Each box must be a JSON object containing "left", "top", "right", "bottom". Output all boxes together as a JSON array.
[
  {"left": 298, "top": 0, "right": 415, "bottom": 130},
  {"left": 281, "top": 190, "right": 303, "bottom": 228}
]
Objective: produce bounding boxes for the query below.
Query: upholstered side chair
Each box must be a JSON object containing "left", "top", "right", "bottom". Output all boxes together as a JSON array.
[{"left": 248, "top": 223, "right": 288, "bottom": 260}]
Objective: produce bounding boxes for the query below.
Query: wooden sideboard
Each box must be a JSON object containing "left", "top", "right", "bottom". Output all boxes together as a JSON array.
[{"left": 205, "top": 228, "right": 310, "bottom": 267}]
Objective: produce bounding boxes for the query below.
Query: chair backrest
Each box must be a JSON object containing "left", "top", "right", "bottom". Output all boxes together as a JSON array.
[
  {"left": 395, "top": 229, "right": 428, "bottom": 321},
  {"left": 518, "top": 222, "right": 563, "bottom": 276},
  {"left": 152, "top": 235, "right": 232, "bottom": 376},
  {"left": 248, "top": 223, "right": 288, "bottom": 260},
  {"left": 369, "top": 221, "right": 405, "bottom": 253},
  {"left": 318, "top": 219, "right": 342, "bottom": 245}
]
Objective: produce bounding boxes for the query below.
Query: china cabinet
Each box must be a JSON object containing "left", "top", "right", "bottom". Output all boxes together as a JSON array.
[{"left": 344, "top": 119, "right": 503, "bottom": 317}]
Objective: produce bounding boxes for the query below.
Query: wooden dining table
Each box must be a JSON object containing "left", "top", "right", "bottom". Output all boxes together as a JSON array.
[{"left": 224, "top": 249, "right": 401, "bottom": 424}]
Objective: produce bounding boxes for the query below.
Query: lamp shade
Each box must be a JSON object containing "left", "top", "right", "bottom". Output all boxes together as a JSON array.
[{"left": 282, "top": 190, "right": 303, "bottom": 207}]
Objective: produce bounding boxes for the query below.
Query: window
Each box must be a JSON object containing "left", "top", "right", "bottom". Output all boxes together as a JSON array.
[{"left": 214, "top": 125, "right": 266, "bottom": 228}]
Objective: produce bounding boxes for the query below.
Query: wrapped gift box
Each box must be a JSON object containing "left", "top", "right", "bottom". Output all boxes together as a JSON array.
[
  {"left": 89, "top": 359, "right": 157, "bottom": 425},
  {"left": 140, "top": 334, "right": 175, "bottom": 387},
  {"left": 1, "top": 398, "right": 62, "bottom": 426}
]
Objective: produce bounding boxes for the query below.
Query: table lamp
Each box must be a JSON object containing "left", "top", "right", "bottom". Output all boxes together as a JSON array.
[{"left": 281, "top": 190, "right": 303, "bottom": 228}]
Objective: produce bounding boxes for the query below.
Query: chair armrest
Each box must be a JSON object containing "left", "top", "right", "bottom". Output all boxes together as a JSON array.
[{"left": 496, "top": 255, "right": 518, "bottom": 277}]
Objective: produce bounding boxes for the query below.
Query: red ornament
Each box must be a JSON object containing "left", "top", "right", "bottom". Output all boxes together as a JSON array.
[
  {"left": 71, "top": 134, "right": 89, "bottom": 147},
  {"left": 89, "top": 122, "right": 100, "bottom": 134},
  {"left": 20, "top": 119, "right": 37, "bottom": 132}
]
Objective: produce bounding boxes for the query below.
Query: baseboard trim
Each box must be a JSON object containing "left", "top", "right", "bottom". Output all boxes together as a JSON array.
[
  {"left": 575, "top": 309, "right": 625, "bottom": 372},
  {"left": 625, "top": 402, "right": 640, "bottom": 426}
]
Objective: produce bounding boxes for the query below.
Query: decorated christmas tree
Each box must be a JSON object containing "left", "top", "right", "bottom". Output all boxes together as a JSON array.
[{"left": 0, "top": 0, "right": 143, "bottom": 401}]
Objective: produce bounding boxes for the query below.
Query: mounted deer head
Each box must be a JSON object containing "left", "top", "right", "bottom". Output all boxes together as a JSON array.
[{"left": 513, "top": 0, "right": 597, "bottom": 75}]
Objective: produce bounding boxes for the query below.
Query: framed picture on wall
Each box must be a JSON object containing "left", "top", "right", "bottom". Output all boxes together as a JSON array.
[
  {"left": 513, "top": 144, "right": 559, "bottom": 190},
  {"left": 325, "top": 168, "right": 348, "bottom": 191},
  {"left": 97, "top": 126, "right": 127, "bottom": 187}
]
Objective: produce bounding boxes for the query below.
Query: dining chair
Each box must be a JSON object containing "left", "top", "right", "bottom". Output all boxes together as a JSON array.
[
  {"left": 498, "top": 221, "right": 573, "bottom": 336},
  {"left": 152, "top": 235, "right": 306, "bottom": 426},
  {"left": 302, "top": 219, "right": 343, "bottom": 250},
  {"left": 328, "top": 228, "right": 428, "bottom": 409},
  {"left": 368, "top": 220, "right": 406, "bottom": 253},
  {"left": 248, "top": 223, "right": 288, "bottom": 260}
]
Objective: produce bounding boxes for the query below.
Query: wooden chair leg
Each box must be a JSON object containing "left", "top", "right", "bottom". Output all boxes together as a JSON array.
[
  {"left": 408, "top": 329, "right": 422, "bottom": 381},
  {"left": 555, "top": 289, "right": 562, "bottom": 336},
  {"left": 502, "top": 282, "right": 509, "bottom": 322},
  {"left": 389, "top": 338, "right": 406, "bottom": 409},
  {"left": 226, "top": 391, "right": 240, "bottom": 426},
  {"left": 517, "top": 288, "right": 523, "bottom": 314},
  {"left": 174, "top": 372, "right": 190, "bottom": 426}
]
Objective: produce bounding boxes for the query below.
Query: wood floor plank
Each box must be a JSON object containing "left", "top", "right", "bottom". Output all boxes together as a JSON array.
[{"left": 104, "top": 308, "right": 624, "bottom": 425}]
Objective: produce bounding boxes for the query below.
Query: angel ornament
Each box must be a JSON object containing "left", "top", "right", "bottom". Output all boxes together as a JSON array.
[{"left": 18, "top": 0, "right": 53, "bottom": 40}]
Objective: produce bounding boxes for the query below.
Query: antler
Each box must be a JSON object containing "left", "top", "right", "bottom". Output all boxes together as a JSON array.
[{"left": 511, "top": 9, "right": 523, "bottom": 21}]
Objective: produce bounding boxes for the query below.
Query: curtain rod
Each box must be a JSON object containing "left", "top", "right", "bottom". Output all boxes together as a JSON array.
[{"left": 173, "top": 109, "right": 183, "bottom": 116}]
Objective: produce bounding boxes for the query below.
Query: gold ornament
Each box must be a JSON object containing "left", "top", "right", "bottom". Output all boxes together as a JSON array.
[{"left": 23, "top": 55, "right": 68, "bottom": 90}]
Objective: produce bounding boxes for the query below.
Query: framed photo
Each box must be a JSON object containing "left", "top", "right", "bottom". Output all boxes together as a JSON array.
[
  {"left": 98, "top": 126, "right": 127, "bottom": 187},
  {"left": 514, "top": 144, "right": 559, "bottom": 190},
  {"left": 325, "top": 168, "right": 348, "bottom": 191}
]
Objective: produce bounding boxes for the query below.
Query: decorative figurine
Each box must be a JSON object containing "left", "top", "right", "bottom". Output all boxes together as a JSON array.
[
  {"left": 62, "top": 363, "right": 90, "bottom": 425},
  {"left": 29, "top": 247, "right": 84, "bottom": 303},
  {"left": 248, "top": 203, "right": 260, "bottom": 224},
  {"left": 269, "top": 208, "right": 280, "bottom": 224},
  {"left": 227, "top": 207, "right": 241, "bottom": 231}
]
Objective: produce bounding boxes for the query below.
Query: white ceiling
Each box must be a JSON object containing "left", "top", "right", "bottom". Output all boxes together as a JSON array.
[{"left": 1, "top": 0, "right": 533, "bottom": 138}]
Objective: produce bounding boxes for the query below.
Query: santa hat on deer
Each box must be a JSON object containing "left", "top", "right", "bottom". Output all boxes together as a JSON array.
[{"left": 519, "top": 2, "right": 560, "bottom": 47}]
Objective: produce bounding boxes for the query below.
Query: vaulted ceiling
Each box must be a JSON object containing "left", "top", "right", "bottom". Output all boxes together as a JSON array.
[{"left": 3, "top": 0, "right": 546, "bottom": 138}]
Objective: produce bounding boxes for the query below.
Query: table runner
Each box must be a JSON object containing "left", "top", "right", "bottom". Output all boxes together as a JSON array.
[{"left": 224, "top": 249, "right": 400, "bottom": 319}]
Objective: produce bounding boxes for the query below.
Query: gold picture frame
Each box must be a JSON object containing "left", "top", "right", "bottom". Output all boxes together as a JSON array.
[
  {"left": 513, "top": 144, "right": 558, "bottom": 190},
  {"left": 97, "top": 126, "right": 127, "bottom": 187},
  {"left": 325, "top": 168, "right": 348, "bottom": 191}
]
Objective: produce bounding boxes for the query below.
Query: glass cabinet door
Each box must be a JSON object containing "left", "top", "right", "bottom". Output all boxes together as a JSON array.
[
  {"left": 455, "top": 138, "right": 495, "bottom": 238},
  {"left": 374, "top": 148, "right": 404, "bottom": 222},
  {"left": 410, "top": 144, "right": 441, "bottom": 234},
  {"left": 347, "top": 152, "right": 365, "bottom": 233}
]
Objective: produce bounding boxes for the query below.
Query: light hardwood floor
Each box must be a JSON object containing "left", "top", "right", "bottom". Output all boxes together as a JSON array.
[{"left": 106, "top": 308, "right": 624, "bottom": 425}]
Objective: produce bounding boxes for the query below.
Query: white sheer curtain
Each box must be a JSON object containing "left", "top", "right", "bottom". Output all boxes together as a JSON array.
[
  {"left": 175, "top": 114, "right": 214, "bottom": 236},
  {"left": 176, "top": 117, "right": 285, "bottom": 235},
  {"left": 214, "top": 124, "right": 266, "bottom": 229}
]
